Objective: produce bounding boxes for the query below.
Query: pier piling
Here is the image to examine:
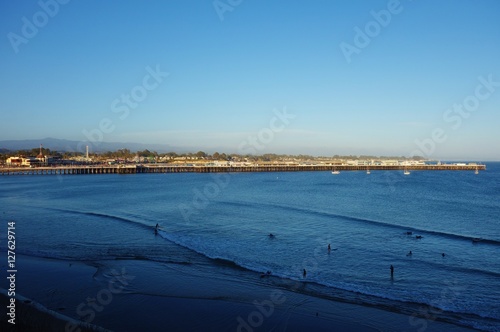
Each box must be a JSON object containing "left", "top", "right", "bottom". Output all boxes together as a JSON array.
[{"left": 0, "top": 164, "right": 486, "bottom": 176}]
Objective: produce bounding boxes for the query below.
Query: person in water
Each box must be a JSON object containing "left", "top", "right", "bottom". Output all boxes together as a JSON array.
[
  {"left": 407, "top": 250, "right": 412, "bottom": 256},
  {"left": 390, "top": 265, "right": 394, "bottom": 277},
  {"left": 303, "top": 269, "right": 307, "bottom": 278},
  {"left": 155, "top": 223, "right": 159, "bottom": 229},
  {"left": 328, "top": 244, "right": 331, "bottom": 252},
  {"left": 268, "top": 233, "right": 275, "bottom": 238}
]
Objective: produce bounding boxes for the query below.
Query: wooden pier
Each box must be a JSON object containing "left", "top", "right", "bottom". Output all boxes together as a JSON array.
[{"left": 0, "top": 164, "right": 486, "bottom": 176}]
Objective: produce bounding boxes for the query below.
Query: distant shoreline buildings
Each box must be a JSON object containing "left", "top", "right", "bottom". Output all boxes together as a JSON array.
[{"left": 1, "top": 144, "right": 482, "bottom": 169}]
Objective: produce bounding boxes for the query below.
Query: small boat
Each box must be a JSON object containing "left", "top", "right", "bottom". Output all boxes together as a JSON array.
[
  {"left": 366, "top": 167, "right": 370, "bottom": 175},
  {"left": 475, "top": 167, "right": 479, "bottom": 175},
  {"left": 404, "top": 167, "right": 410, "bottom": 175},
  {"left": 332, "top": 167, "right": 340, "bottom": 175}
]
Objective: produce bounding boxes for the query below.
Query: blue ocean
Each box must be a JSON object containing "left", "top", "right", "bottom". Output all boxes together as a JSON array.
[{"left": 1, "top": 163, "right": 499, "bottom": 331}]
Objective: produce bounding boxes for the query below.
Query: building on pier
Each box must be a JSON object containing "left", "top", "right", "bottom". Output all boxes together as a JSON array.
[
  {"left": 6, "top": 157, "right": 23, "bottom": 166},
  {"left": 6, "top": 156, "right": 40, "bottom": 167},
  {"left": 36, "top": 144, "right": 48, "bottom": 166}
]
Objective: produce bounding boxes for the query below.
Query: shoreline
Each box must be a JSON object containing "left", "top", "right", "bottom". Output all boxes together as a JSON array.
[
  {"left": 1, "top": 254, "right": 479, "bottom": 332},
  {"left": 0, "top": 290, "right": 110, "bottom": 332}
]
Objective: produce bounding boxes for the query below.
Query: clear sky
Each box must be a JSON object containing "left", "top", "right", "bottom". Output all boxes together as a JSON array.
[{"left": 1, "top": 0, "right": 499, "bottom": 160}]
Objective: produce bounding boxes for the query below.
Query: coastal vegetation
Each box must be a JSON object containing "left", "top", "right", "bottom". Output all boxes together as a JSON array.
[{"left": 0, "top": 147, "right": 425, "bottom": 165}]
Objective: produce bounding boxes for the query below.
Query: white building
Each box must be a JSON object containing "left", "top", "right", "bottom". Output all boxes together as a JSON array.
[{"left": 6, "top": 157, "right": 23, "bottom": 166}]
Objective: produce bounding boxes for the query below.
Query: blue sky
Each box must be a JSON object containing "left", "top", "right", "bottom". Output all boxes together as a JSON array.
[{"left": 1, "top": 0, "right": 499, "bottom": 160}]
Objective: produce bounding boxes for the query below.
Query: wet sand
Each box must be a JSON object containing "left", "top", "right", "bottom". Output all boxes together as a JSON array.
[{"left": 1, "top": 254, "right": 477, "bottom": 331}]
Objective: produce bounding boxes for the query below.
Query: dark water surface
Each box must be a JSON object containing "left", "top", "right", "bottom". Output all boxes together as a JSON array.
[{"left": 1, "top": 163, "right": 499, "bottom": 330}]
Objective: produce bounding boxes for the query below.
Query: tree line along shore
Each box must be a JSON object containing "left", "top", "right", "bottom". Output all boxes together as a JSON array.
[{"left": 1, "top": 146, "right": 434, "bottom": 167}]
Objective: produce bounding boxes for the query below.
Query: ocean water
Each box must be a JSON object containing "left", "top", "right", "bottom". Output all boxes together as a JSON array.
[{"left": 1, "top": 164, "right": 499, "bottom": 331}]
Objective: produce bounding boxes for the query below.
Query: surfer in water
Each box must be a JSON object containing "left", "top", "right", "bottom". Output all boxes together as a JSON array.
[
  {"left": 268, "top": 233, "right": 275, "bottom": 239},
  {"left": 303, "top": 269, "right": 307, "bottom": 278},
  {"left": 390, "top": 265, "right": 394, "bottom": 278},
  {"left": 328, "top": 243, "right": 331, "bottom": 253}
]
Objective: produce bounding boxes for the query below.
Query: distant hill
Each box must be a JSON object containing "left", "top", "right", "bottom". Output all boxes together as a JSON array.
[{"left": 0, "top": 138, "right": 177, "bottom": 154}]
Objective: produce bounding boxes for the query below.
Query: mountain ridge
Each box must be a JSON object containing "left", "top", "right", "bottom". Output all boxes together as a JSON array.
[{"left": 0, "top": 138, "right": 178, "bottom": 153}]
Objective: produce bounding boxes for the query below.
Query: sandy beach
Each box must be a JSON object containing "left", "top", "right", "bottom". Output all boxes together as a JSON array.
[{"left": 0, "top": 254, "right": 478, "bottom": 332}]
